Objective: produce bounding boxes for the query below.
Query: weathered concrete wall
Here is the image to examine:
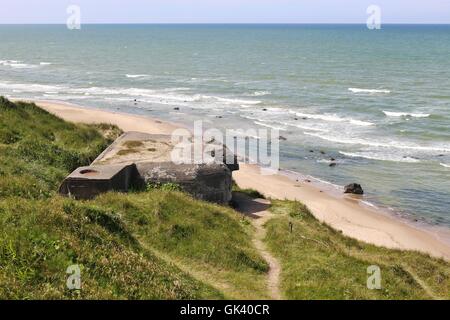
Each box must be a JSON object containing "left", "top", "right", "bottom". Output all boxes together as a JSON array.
[
  {"left": 59, "top": 132, "right": 238, "bottom": 204},
  {"left": 59, "top": 164, "right": 140, "bottom": 200},
  {"left": 137, "top": 162, "right": 233, "bottom": 203}
]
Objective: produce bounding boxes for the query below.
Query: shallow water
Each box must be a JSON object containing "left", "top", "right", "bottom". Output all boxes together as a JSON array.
[{"left": 1, "top": 24, "right": 449, "bottom": 226}]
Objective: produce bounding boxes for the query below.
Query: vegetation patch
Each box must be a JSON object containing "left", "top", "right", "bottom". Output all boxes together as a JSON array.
[{"left": 265, "top": 200, "right": 450, "bottom": 299}]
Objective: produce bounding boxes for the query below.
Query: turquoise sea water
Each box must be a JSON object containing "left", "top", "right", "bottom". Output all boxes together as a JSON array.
[{"left": 1, "top": 24, "right": 449, "bottom": 227}]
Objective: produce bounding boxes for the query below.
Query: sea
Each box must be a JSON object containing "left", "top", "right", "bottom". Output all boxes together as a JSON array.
[{"left": 1, "top": 24, "right": 449, "bottom": 228}]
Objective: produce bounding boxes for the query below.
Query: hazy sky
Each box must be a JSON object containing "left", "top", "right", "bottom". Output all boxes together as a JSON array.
[{"left": 1, "top": 0, "right": 450, "bottom": 24}]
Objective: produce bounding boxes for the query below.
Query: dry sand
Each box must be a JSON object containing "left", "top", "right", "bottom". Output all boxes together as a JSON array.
[{"left": 34, "top": 100, "right": 450, "bottom": 261}]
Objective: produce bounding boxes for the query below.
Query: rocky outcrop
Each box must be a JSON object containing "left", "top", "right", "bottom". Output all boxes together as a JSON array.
[{"left": 344, "top": 183, "right": 364, "bottom": 195}]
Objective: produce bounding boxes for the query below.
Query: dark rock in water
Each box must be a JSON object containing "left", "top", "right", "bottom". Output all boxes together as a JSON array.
[
  {"left": 309, "top": 150, "right": 314, "bottom": 153},
  {"left": 329, "top": 162, "right": 337, "bottom": 167},
  {"left": 279, "top": 136, "right": 287, "bottom": 141},
  {"left": 437, "top": 154, "right": 444, "bottom": 157},
  {"left": 216, "top": 115, "right": 223, "bottom": 118},
  {"left": 302, "top": 117, "right": 307, "bottom": 120},
  {"left": 173, "top": 107, "right": 180, "bottom": 110},
  {"left": 344, "top": 183, "right": 364, "bottom": 195},
  {"left": 330, "top": 157, "right": 336, "bottom": 161},
  {"left": 262, "top": 108, "right": 268, "bottom": 111},
  {"left": 294, "top": 117, "right": 298, "bottom": 120},
  {"left": 305, "top": 179, "right": 311, "bottom": 183},
  {"left": 320, "top": 151, "right": 326, "bottom": 155}
]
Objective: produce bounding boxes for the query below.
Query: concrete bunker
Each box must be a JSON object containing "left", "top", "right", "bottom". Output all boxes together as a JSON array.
[{"left": 59, "top": 131, "right": 239, "bottom": 203}]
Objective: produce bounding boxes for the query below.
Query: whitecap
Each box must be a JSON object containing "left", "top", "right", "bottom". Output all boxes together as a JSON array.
[
  {"left": 303, "top": 131, "right": 450, "bottom": 152},
  {"left": 294, "top": 112, "right": 374, "bottom": 126},
  {"left": 125, "top": 74, "right": 149, "bottom": 78},
  {"left": 383, "top": 111, "right": 430, "bottom": 118},
  {"left": 254, "top": 121, "right": 287, "bottom": 131},
  {"left": 10, "top": 63, "right": 37, "bottom": 69},
  {"left": 252, "top": 91, "right": 271, "bottom": 97},
  {"left": 349, "top": 88, "right": 391, "bottom": 94},
  {"left": 349, "top": 119, "right": 375, "bottom": 126},
  {"left": 339, "top": 151, "right": 421, "bottom": 163},
  {"left": 0, "top": 82, "right": 62, "bottom": 93},
  {"left": 214, "top": 96, "right": 261, "bottom": 105},
  {"left": 440, "top": 163, "right": 450, "bottom": 168}
]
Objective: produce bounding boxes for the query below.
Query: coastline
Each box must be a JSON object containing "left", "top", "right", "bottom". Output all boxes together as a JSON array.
[{"left": 30, "top": 99, "right": 450, "bottom": 261}]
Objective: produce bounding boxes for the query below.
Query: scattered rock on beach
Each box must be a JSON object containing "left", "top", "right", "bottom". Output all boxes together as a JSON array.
[{"left": 344, "top": 183, "right": 364, "bottom": 195}]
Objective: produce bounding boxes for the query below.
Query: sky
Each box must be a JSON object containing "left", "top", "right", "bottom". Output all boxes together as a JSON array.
[{"left": 0, "top": 0, "right": 449, "bottom": 24}]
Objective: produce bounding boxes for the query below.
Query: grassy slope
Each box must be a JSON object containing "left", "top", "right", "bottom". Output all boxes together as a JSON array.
[
  {"left": 1, "top": 98, "right": 449, "bottom": 300},
  {"left": 0, "top": 98, "right": 267, "bottom": 299},
  {"left": 265, "top": 200, "right": 450, "bottom": 299}
]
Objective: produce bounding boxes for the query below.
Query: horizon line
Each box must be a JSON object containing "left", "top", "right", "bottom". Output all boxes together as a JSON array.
[{"left": 1, "top": 22, "right": 450, "bottom": 25}]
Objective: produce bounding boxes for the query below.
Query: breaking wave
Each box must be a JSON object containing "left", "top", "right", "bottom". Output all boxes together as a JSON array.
[
  {"left": 349, "top": 88, "right": 391, "bottom": 94},
  {"left": 339, "top": 151, "right": 421, "bottom": 163},
  {"left": 304, "top": 131, "right": 450, "bottom": 152},
  {"left": 383, "top": 111, "right": 430, "bottom": 118},
  {"left": 125, "top": 74, "right": 149, "bottom": 78},
  {"left": 293, "top": 112, "right": 374, "bottom": 126}
]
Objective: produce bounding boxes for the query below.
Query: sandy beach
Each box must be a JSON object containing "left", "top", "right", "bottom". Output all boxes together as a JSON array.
[{"left": 33, "top": 99, "right": 450, "bottom": 261}]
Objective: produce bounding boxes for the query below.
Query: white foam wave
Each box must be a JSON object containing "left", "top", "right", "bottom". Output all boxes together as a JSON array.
[
  {"left": 349, "top": 88, "right": 391, "bottom": 94},
  {"left": 383, "top": 111, "right": 430, "bottom": 118},
  {"left": 252, "top": 91, "right": 271, "bottom": 96},
  {"left": 40, "top": 62, "right": 52, "bottom": 65},
  {"left": 125, "top": 74, "right": 149, "bottom": 78},
  {"left": 349, "top": 119, "right": 375, "bottom": 126},
  {"left": 440, "top": 163, "right": 450, "bottom": 168},
  {"left": 214, "top": 96, "right": 261, "bottom": 105},
  {"left": 339, "top": 151, "right": 421, "bottom": 163},
  {"left": 294, "top": 112, "right": 374, "bottom": 126},
  {"left": 275, "top": 121, "right": 329, "bottom": 132},
  {"left": 304, "top": 131, "right": 450, "bottom": 152},
  {"left": 0, "top": 82, "right": 62, "bottom": 92},
  {"left": 0, "top": 60, "right": 38, "bottom": 69},
  {"left": 361, "top": 200, "right": 378, "bottom": 209},
  {"left": 254, "top": 121, "right": 287, "bottom": 131}
]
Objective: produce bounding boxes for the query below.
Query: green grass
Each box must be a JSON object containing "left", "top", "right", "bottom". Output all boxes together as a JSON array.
[
  {"left": 265, "top": 200, "right": 450, "bottom": 299},
  {"left": 0, "top": 98, "right": 267, "bottom": 299},
  {"left": 1, "top": 97, "right": 449, "bottom": 300}
]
